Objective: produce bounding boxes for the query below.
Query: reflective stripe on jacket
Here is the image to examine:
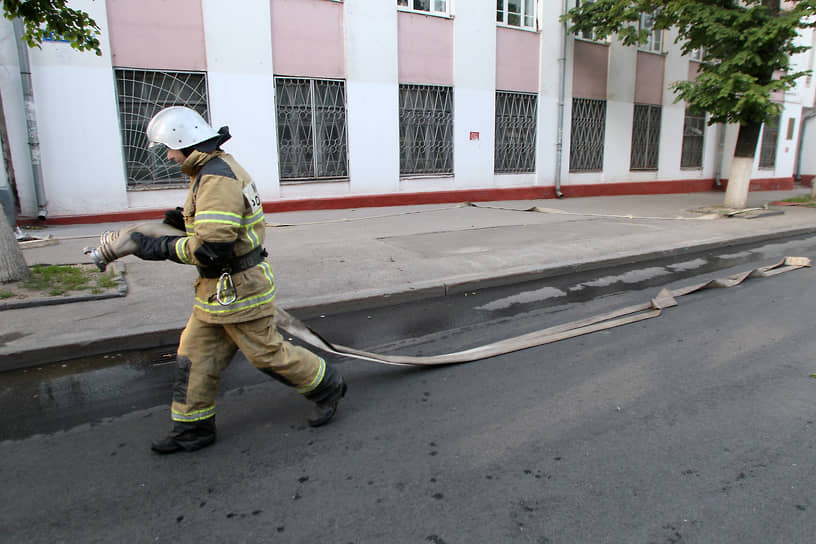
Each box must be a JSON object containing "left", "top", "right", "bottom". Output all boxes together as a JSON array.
[{"left": 175, "top": 150, "right": 276, "bottom": 324}]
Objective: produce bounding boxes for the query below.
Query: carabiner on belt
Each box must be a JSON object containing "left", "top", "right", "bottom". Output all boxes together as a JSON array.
[{"left": 216, "top": 272, "right": 237, "bottom": 306}]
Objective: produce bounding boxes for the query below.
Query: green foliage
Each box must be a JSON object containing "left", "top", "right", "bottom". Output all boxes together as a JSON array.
[
  {"left": 22, "top": 263, "right": 114, "bottom": 296},
  {"left": 2, "top": 0, "right": 101, "bottom": 55},
  {"left": 563, "top": 1, "right": 816, "bottom": 125}
]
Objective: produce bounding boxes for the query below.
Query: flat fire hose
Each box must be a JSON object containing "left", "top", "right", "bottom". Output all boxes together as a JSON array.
[{"left": 274, "top": 257, "right": 811, "bottom": 367}]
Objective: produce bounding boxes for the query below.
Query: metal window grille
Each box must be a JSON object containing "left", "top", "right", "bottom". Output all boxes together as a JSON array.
[
  {"left": 639, "top": 13, "right": 662, "bottom": 53},
  {"left": 397, "top": 0, "right": 448, "bottom": 16},
  {"left": 275, "top": 77, "right": 349, "bottom": 182},
  {"left": 759, "top": 115, "right": 780, "bottom": 169},
  {"left": 569, "top": 98, "right": 606, "bottom": 172},
  {"left": 495, "top": 91, "right": 537, "bottom": 174},
  {"left": 630, "top": 103, "right": 661, "bottom": 171},
  {"left": 680, "top": 106, "right": 705, "bottom": 168},
  {"left": 115, "top": 69, "right": 209, "bottom": 187},
  {"left": 399, "top": 84, "right": 454, "bottom": 176},
  {"left": 496, "top": 0, "right": 536, "bottom": 30}
]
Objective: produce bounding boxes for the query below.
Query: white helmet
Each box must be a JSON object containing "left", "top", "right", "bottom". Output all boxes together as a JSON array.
[{"left": 146, "top": 106, "right": 219, "bottom": 150}]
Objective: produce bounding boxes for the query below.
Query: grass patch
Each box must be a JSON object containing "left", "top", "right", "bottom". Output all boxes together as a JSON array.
[
  {"left": 781, "top": 195, "right": 816, "bottom": 207},
  {"left": 0, "top": 291, "right": 14, "bottom": 299},
  {"left": 20, "top": 264, "right": 117, "bottom": 297}
]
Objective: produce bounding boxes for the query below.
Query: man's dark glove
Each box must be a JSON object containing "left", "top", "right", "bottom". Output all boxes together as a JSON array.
[
  {"left": 130, "top": 232, "right": 180, "bottom": 261},
  {"left": 162, "top": 207, "right": 185, "bottom": 232}
]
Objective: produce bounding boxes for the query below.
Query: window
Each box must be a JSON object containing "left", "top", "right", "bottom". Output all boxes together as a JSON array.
[
  {"left": 569, "top": 98, "right": 606, "bottom": 172},
  {"left": 397, "top": 0, "right": 448, "bottom": 16},
  {"left": 680, "top": 106, "right": 705, "bottom": 168},
  {"left": 399, "top": 84, "right": 454, "bottom": 176},
  {"left": 115, "top": 69, "right": 209, "bottom": 187},
  {"left": 759, "top": 115, "right": 780, "bottom": 169},
  {"left": 497, "top": 0, "right": 536, "bottom": 30},
  {"left": 689, "top": 47, "right": 703, "bottom": 62},
  {"left": 639, "top": 13, "right": 662, "bottom": 53},
  {"left": 495, "top": 91, "right": 537, "bottom": 173},
  {"left": 275, "top": 77, "right": 349, "bottom": 182},
  {"left": 630, "top": 103, "right": 661, "bottom": 170}
]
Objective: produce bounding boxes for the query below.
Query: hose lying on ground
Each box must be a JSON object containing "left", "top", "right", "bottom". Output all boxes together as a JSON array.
[{"left": 274, "top": 257, "right": 811, "bottom": 367}]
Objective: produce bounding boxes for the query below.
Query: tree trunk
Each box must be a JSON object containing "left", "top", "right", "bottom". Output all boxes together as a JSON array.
[
  {"left": 723, "top": 122, "right": 761, "bottom": 209},
  {"left": 0, "top": 202, "right": 29, "bottom": 283}
]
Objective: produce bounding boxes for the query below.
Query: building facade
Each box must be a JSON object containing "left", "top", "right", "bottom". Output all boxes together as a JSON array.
[{"left": 0, "top": 0, "right": 809, "bottom": 222}]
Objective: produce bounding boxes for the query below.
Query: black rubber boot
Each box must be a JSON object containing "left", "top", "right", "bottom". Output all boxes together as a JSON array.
[
  {"left": 150, "top": 417, "right": 216, "bottom": 454},
  {"left": 305, "top": 364, "right": 347, "bottom": 427}
]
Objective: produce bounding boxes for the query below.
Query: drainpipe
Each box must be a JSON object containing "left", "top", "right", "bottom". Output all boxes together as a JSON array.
[
  {"left": 554, "top": 0, "right": 568, "bottom": 198},
  {"left": 13, "top": 19, "right": 47, "bottom": 221}
]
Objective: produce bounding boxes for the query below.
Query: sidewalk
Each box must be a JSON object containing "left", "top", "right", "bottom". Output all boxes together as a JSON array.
[{"left": 3, "top": 188, "right": 815, "bottom": 371}]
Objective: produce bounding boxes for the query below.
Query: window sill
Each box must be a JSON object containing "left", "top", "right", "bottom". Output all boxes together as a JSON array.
[
  {"left": 127, "top": 182, "right": 189, "bottom": 191},
  {"left": 280, "top": 177, "right": 349, "bottom": 185},
  {"left": 574, "top": 37, "right": 610, "bottom": 46},
  {"left": 397, "top": 8, "right": 452, "bottom": 19},
  {"left": 496, "top": 23, "right": 537, "bottom": 33},
  {"left": 400, "top": 173, "right": 454, "bottom": 180},
  {"left": 636, "top": 48, "right": 666, "bottom": 56}
]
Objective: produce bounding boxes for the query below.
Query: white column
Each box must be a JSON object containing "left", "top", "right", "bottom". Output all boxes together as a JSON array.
[
  {"left": 660, "top": 30, "right": 689, "bottom": 180},
  {"left": 0, "top": 18, "right": 33, "bottom": 215},
  {"left": 202, "top": 0, "right": 279, "bottom": 199},
  {"left": 605, "top": 39, "right": 637, "bottom": 179},
  {"left": 344, "top": 0, "right": 400, "bottom": 195},
  {"left": 453, "top": 0, "right": 496, "bottom": 188},
  {"left": 538, "top": 1, "right": 565, "bottom": 187}
]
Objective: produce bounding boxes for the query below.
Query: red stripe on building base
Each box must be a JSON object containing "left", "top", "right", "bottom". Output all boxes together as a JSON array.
[{"left": 17, "top": 177, "right": 794, "bottom": 226}]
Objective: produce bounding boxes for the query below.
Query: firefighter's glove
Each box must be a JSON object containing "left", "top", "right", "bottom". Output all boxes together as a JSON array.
[
  {"left": 130, "top": 232, "right": 181, "bottom": 262},
  {"left": 162, "top": 207, "right": 186, "bottom": 232}
]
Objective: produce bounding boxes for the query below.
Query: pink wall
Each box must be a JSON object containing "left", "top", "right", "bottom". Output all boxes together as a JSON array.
[
  {"left": 398, "top": 12, "right": 453, "bottom": 85},
  {"left": 271, "top": 0, "right": 345, "bottom": 78},
  {"left": 107, "top": 0, "right": 206, "bottom": 70},
  {"left": 495, "top": 27, "right": 539, "bottom": 93},
  {"left": 634, "top": 51, "right": 665, "bottom": 105},
  {"left": 572, "top": 41, "right": 608, "bottom": 100}
]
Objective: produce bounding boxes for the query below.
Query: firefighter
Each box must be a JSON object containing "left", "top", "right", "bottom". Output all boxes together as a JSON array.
[{"left": 131, "top": 106, "right": 347, "bottom": 454}]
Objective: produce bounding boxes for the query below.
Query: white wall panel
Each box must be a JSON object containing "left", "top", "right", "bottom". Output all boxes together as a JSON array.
[
  {"left": 771, "top": 103, "right": 800, "bottom": 178},
  {"left": 658, "top": 104, "right": 686, "bottom": 179},
  {"left": 537, "top": 2, "right": 563, "bottom": 186},
  {"left": 604, "top": 100, "right": 633, "bottom": 179},
  {"left": 26, "top": 0, "right": 127, "bottom": 216},
  {"left": 453, "top": 0, "right": 495, "bottom": 188},
  {"left": 344, "top": 0, "right": 399, "bottom": 195},
  {"left": 202, "top": 0, "right": 279, "bottom": 200},
  {"left": 0, "top": 19, "right": 34, "bottom": 215}
]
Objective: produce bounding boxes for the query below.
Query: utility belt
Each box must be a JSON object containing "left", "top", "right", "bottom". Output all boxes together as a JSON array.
[{"left": 197, "top": 246, "right": 268, "bottom": 279}]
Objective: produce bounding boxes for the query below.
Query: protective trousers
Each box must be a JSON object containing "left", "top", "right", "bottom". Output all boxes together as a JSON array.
[{"left": 171, "top": 313, "right": 326, "bottom": 423}]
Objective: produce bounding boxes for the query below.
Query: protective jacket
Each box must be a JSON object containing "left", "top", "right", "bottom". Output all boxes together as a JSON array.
[{"left": 171, "top": 150, "right": 275, "bottom": 324}]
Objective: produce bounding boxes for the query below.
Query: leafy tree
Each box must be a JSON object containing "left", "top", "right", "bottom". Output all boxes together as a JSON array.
[
  {"left": 0, "top": 0, "right": 101, "bottom": 283},
  {"left": 563, "top": 0, "right": 816, "bottom": 208},
  {"left": 2, "top": 0, "right": 101, "bottom": 55}
]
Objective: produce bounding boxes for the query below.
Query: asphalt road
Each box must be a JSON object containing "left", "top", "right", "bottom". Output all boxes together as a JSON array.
[{"left": 1, "top": 243, "right": 816, "bottom": 543}]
